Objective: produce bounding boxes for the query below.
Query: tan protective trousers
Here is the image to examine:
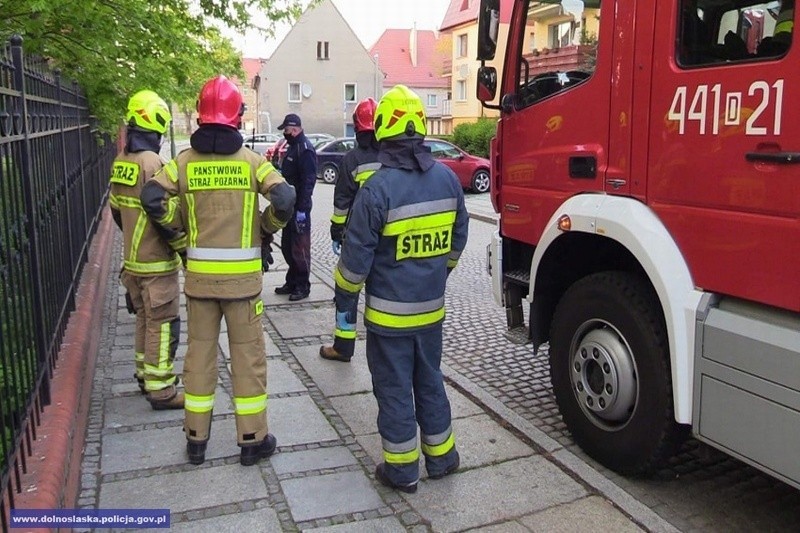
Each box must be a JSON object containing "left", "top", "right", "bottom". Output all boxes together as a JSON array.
[
  {"left": 183, "top": 295, "right": 268, "bottom": 446},
  {"left": 121, "top": 271, "right": 180, "bottom": 392}
]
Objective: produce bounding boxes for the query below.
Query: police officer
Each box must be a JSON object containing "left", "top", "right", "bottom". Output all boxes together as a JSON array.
[
  {"left": 320, "top": 97, "right": 380, "bottom": 363},
  {"left": 274, "top": 113, "right": 317, "bottom": 301},
  {"left": 334, "top": 85, "right": 469, "bottom": 492},
  {"left": 141, "top": 75, "right": 296, "bottom": 466},
  {"left": 111, "top": 90, "right": 184, "bottom": 410}
]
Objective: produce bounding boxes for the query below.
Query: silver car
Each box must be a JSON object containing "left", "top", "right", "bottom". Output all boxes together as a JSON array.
[{"left": 242, "top": 133, "right": 281, "bottom": 154}]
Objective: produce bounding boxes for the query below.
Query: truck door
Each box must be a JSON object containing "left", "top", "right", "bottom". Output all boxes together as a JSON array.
[
  {"left": 496, "top": 0, "right": 634, "bottom": 245},
  {"left": 648, "top": 0, "right": 800, "bottom": 311}
]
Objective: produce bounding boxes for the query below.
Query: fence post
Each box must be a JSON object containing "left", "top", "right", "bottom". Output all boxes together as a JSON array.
[
  {"left": 10, "top": 35, "right": 49, "bottom": 403},
  {"left": 55, "top": 71, "right": 76, "bottom": 271},
  {"left": 74, "top": 81, "right": 88, "bottom": 271}
]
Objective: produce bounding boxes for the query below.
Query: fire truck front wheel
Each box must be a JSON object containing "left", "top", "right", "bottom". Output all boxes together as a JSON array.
[{"left": 549, "top": 271, "right": 683, "bottom": 476}]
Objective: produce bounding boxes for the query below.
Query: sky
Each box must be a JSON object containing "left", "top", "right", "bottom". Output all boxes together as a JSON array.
[{"left": 230, "top": 0, "right": 452, "bottom": 58}]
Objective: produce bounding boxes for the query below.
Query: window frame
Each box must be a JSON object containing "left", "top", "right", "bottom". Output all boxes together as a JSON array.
[
  {"left": 288, "top": 82, "right": 301, "bottom": 103},
  {"left": 427, "top": 94, "right": 438, "bottom": 107},
  {"left": 344, "top": 83, "right": 357, "bottom": 103},
  {"left": 457, "top": 34, "right": 469, "bottom": 57}
]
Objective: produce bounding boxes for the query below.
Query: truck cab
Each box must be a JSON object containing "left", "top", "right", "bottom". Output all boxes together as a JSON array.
[{"left": 478, "top": 0, "right": 800, "bottom": 487}]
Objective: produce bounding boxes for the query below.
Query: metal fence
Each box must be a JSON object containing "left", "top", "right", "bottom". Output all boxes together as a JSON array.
[{"left": 0, "top": 35, "right": 115, "bottom": 528}]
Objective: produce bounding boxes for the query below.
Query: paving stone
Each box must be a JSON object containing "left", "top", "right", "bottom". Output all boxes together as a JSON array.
[
  {"left": 101, "top": 419, "right": 239, "bottom": 474},
  {"left": 281, "top": 471, "right": 384, "bottom": 522},
  {"left": 403, "top": 456, "right": 586, "bottom": 532},
  {"left": 269, "top": 395, "right": 340, "bottom": 446},
  {"left": 465, "top": 521, "right": 530, "bottom": 533},
  {"left": 111, "top": 348, "right": 133, "bottom": 364},
  {"left": 267, "top": 359, "right": 307, "bottom": 395},
  {"left": 291, "top": 343, "right": 373, "bottom": 397},
  {"left": 104, "top": 388, "right": 233, "bottom": 428},
  {"left": 303, "top": 516, "right": 406, "bottom": 532},
  {"left": 263, "top": 280, "right": 335, "bottom": 305},
  {"left": 99, "top": 464, "right": 268, "bottom": 514},
  {"left": 167, "top": 508, "right": 282, "bottom": 533},
  {"left": 518, "top": 495, "right": 644, "bottom": 532},
  {"left": 111, "top": 382, "right": 143, "bottom": 396},
  {"left": 270, "top": 446, "right": 358, "bottom": 476},
  {"left": 113, "top": 363, "right": 137, "bottom": 381}
]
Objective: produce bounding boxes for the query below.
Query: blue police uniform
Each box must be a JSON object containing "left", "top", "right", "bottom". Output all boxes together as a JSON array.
[{"left": 335, "top": 139, "right": 469, "bottom": 486}]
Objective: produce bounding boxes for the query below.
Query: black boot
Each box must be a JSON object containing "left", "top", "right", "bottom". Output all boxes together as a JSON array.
[
  {"left": 375, "top": 463, "right": 418, "bottom": 493},
  {"left": 240, "top": 433, "right": 277, "bottom": 466},
  {"left": 187, "top": 441, "right": 207, "bottom": 465}
]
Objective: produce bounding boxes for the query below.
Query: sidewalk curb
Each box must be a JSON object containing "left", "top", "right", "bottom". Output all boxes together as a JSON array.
[{"left": 15, "top": 206, "right": 114, "bottom": 517}]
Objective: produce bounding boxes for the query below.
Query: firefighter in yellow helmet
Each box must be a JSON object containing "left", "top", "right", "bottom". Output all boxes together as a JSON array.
[
  {"left": 333, "top": 85, "right": 469, "bottom": 492},
  {"left": 141, "top": 75, "right": 296, "bottom": 466},
  {"left": 111, "top": 89, "right": 184, "bottom": 410}
]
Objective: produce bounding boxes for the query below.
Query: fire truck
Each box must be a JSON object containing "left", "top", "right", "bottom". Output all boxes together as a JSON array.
[{"left": 478, "top": 0, "right": 799, "bottom": 488}]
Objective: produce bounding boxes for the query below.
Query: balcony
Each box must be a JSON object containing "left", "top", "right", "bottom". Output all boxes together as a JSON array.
[
  {"left": 442, "top": 99, "right": 452, "bottom": 118},
  {"left": 523, "top": 44, "right": 596, "bottom": 77}
]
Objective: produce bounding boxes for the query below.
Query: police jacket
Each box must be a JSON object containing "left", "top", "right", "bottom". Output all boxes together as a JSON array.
[
  {"left": 334, "top": 138, "right": 469, "bottom": 336},
  {"left": 110, "top": 128, "right": 181, "bottom": 277},
  {"left": 141, "top": 125, "right": 296, "bottom": 300},
  {"left": 330, "top": 131, "right": 381, "bottom": 243},
  {"left": 280, "top": 132, "right": 317, "bottom": 213}
]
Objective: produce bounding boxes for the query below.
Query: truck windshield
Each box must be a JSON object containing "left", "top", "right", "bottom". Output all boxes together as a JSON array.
[{"left": 515, "top": 1, "right": 600, "bottom": 107}]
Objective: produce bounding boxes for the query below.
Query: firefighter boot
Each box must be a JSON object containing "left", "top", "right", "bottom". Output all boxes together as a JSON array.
[
  {"left": 133, "top": 373, "right": 146, "bottom": 395},
  {"left": 240, "top": 433, "right": 277, "bottom": 466},
  {"left": 186, "top": 441, "right": 207, "bottom": 465},
  {"left": 319, "top": 345, "right": 351, "bottom": 363},
  {"left": 375, "top": 463, "right": 418, "bottom": 494},
  {"left": 147, "top": 385, "right": 185, "bottom": 410},
  {"left": 428, "top": 450, "right": 460, "bottom": 480}
]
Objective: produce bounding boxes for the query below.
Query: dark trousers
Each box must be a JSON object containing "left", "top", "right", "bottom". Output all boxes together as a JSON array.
[
  {"left": 366, "top": 326, "right": 458, "bottom": 484},
  {"left": 280, "top": 215, "right": 311, "bottom": 292}
]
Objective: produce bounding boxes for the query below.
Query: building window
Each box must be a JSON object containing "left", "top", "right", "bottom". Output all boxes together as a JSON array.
[
  {"left": 457, "top": 34, "right": 468, "bottom": 57},
  {"left": 456, "top": 80, "right": 467, "bottom": 101},
  {"left": 344, "top": 83, "right": 357, "bottom": 103},
  {"left": 317, "top": 41, "right": 329, "bottom": 60},
  {"left": 548, "top": 21, "right": 573, "bottom": 49},
  {"left": 427, "top": 94, "right": 438, "bottom": 107},
  {"left": 288, "top": 82, "right": 301, "bottom": 102}
]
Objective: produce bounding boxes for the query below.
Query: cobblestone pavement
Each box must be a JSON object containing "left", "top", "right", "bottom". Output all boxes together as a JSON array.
[{"left": 304, "top": 185, "right": 800, "bottom": 533}]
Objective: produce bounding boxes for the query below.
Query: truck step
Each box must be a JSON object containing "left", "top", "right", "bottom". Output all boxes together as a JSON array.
[
  {"left": 504, "top": 326, "right": 531, "bottom": 345},
  {"left": 505, "top": 269, "right": 530, "bottom": 286}
]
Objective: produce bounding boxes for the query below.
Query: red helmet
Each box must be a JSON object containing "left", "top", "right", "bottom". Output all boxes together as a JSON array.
[
  {"left": 196, "top": 75, "right": 243, "bottom": 128},
  {"left": 353, "top": 97, "right": 378, "bottom": 133}
]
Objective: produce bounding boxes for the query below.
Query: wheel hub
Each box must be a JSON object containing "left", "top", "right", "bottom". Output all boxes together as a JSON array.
[{"left": 570, "top": 325, "right": 637, "bottom": 429}]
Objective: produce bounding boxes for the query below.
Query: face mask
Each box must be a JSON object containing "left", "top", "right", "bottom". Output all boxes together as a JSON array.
[{"left": 283, "top": 132, "right": 293, "bottom": 141}]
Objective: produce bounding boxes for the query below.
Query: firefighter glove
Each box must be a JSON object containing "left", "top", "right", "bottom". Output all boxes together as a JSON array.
[
  {"left": 336, "top": 310, "right": 355, "bottom": 331},
  {"left": 124, "top": 292, "right": 137, "bottom": 315},
  {"left": 261, "top": 232, "right": 275, "bottom": 272},
  {"left": 331, "top": 240, "right": 341, "bottom": 256}
]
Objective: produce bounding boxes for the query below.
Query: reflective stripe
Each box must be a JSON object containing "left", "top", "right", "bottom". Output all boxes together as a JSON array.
[
  {"left": 159, "top": 196, "right": 179, "bottom": 225},
  {"left": 144, "top": 364, "right": 174, "bottom": 377},
  {"left": 331, "top": 206, "right": 348, "bottom": 225},
  {"left": 234, "top": 394, "right": 267, "bottom": 416},
  {"left": 335, "top": 328, "right": 357, "bottom": 340},
  {"left": 421, "top": 426, "right": 455, "bottom": 457},
  {"left": 123, "top": 257, "right": 181, "bottom": 274},
  {"left": 109, "top": 194, "right": 120, "bottom": 208},
  {"left": 356, "top": 162, "right": 381, "bottom": 174},
  {"left": 186, "top": 258, "right": 261, "bottom": 275},
  {"left": 354, "top": 167, "right": 378, "bottom": 185},
  {"left": 382, "top": 436, "right": 419, "bottom": 464},
  {"left": 449, "top": 249, "right": 462, "bottom": 262},
  {"left": 242, "top": 191, "right": 255, "bottom": 247},
  {"left": 143, "top": 376, "right": 176, "bottom": 390},
  {"left": 170, "top": 235, "right": 187, "bottom": 250},
  {"left": 365, "top": 306, "right": 445, "bottom": 329},
  {"left": 386, "top": 199, "right": 458, "bottom": 224},
  {"left": 163, "top": 160, "right": 179, "bottom": 182},
  {"left": 256, "top": 162, "right": 276, "bottom": 183},
  {"left": 113, "top": 195, "right": 142, "bottom": 209},
  {"left": 186, "top": 193, "right": 198, "bottom": 247},
  {"left": 335, "top": 265, "right": 365, "bottom": 293},
  {"left": 129, "top": 212, "right": 147, "bottom": 263},
  {"left": 366, "top": 295, "right": 444, "bottom": 315},
  {"left": 158, "top": 321, "right": 170, "bottom": 372},
  {"left": 447, "top": 259, "right": 459, "bottom": 269},
  {"left": 186, "top": 247, "right": 261, "bottom": 260},
  {"left": 384, "top": 211, "right": 457, "bottom": 237},
  {"left": 185, "top": 393, "right": 215, "bottom": 413}
]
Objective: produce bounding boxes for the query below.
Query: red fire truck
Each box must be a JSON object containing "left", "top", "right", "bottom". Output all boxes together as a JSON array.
[{"left": 478, "top": 0, "right": 799, "bottom": 488}]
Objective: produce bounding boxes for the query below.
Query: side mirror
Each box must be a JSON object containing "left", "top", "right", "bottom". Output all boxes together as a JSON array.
[
  {"left": 477, "top": 66, "right": 498, "bottom": 103},
  {"left": 477, "top": 0, "right": 500, "bottom": 61}
]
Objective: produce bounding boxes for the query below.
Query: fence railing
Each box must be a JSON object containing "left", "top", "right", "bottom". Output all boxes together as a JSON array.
[{"left": 0, "top": 35, "right": 115, "bottom": 530}]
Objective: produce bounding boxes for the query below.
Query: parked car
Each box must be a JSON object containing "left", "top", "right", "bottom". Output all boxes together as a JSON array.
[
  {"left": 424, "top": 139, "right": 491, "bottom": 193},
  {"left": 266, "top": 134, "right": 338, "bottom": 170},
  {"left": 242, "top": 132, "right": 281, "bottom": 154},
  {"left": 316, "top": 138, "right": 355, "bottom": 184},
  {"left": 306, "top": 133, "right": 336, "bottom": 147}
]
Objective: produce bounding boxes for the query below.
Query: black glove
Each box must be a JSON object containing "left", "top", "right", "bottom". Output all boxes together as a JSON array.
[
  {"left": 178, "top": 250, "right": 187, "bottom": 267},
  {"left": 261, "top": 232, "right": 274, "bottom": 272},
  {"left": 125, "top": 292, "right": 137, "bottom": 315}
]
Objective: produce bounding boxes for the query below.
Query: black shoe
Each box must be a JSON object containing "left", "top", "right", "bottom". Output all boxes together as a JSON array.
[
  {"left": 240, "top": 433, "right": 277, "bottom": 466},
  {"left": 375, "top": 463, "right": 418, "bottom": 494},
  {"left": 288, "top": 289, "right": 310, "bottom": 301},
  {"left": 274, "top": 284, "right": 294, "bottom": 295},
  {"left": 319, "top": 345, "right": 352, "bottom": 362},
  {"left": 135, "top": 375, "right": 146, "bottom": 395},
  {"left": 428, "top": 451, "right": 460, "bottom": 480},
  {"left": 187, "top": 441, "right": 207, "bottom": 465}
]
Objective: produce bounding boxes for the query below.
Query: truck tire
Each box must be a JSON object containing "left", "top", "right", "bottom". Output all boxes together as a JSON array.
[{"left": 549, "top": 271, "right": 684, "bottom": 475}]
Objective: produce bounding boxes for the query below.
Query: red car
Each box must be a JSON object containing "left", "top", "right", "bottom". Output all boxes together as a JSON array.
[{"left": 424, "top": 139, "right": 491, "bottom": 193}]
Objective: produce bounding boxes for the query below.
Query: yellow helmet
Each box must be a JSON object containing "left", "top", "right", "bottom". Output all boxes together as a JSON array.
[
  {"left": 374, "top": 85, "right": 427, "bottom": 141},
  {"left": 125, "top": 90, "right": 171, "bottom": 135}
]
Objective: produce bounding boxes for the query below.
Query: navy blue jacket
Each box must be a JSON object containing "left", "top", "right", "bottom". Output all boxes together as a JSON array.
[{"left": 280, "top": 132, "right": 317, "bottom": 213}]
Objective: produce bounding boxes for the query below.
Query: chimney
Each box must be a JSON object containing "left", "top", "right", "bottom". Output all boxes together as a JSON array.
[{"left": 410, "top": 24, "right": 418, "bottom": 67}]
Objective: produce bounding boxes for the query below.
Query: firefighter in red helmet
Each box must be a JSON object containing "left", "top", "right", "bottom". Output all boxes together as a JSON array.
[
  {"left": 319, "top": 97, "right": 380, "bottom": 363},
  {"left": 141, "top": 75, "right": 296, "bottom": 466}
]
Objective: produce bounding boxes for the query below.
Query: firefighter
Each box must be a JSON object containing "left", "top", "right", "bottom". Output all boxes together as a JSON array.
[
  {"left": 110, "top": 90, "right": 184, "bottom": 410},
  {"left": 775, "top": 0, "right": 794, "bottom": 43},
  {"left": 274, "top": 113, "right": 317, "bottom": 301},
  {"left": 141, "top": 75, "right": 296, "bottom": 466},
  {"left": 319, "top": 97, "right": 380, "bottom": 363},
  {"left": 334, "top": 85, "right": 469, "bottom": 492}
]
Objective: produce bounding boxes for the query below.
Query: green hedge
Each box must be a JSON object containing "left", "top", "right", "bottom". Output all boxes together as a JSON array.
[{"left": 451, "top": 118, "right": 498, "bottom": 159}]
